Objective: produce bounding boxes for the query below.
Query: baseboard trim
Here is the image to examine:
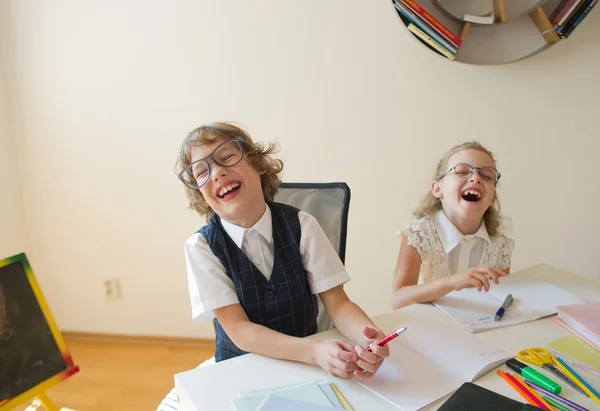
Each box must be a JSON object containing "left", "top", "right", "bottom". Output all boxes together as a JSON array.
[{"left": 62, "top": 331, "right": 215, "bottom": 347}]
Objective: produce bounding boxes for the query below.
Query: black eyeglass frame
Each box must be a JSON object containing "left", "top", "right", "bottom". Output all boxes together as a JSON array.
[
  {"left": 177, "top": 137, "right": 246, "bottom": 189},
  {"left": 439, "top": 163, "right": 501, "bottom": 184}
]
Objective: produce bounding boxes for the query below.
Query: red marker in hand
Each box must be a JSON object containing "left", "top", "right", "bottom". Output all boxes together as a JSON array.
[{"left": 363, "top": 327, "right": 407, "bottom": 352}]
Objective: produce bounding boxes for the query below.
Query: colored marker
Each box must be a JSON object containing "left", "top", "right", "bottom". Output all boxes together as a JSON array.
[
  {"left": 525, "top": 380, "right": 591, "bottom": 411},
  {"left": 497, "top": 370, "right": 546, "bottom": 409},
  {"left": 506, "top": 358, "right": 561, "bottom": 394},
  {"left": 543, "top": 395, "right": 572, "bottom": 411},
  {"left": 495, "top": 294, "right": 513, "bottom": 321},
  {"left": 554, "top": 357, "right": 600, "bottom": 406},
  {"left": 511, "top": 373, "right": 555, "bottom": 410},
  {"left": 507, "top": 372, "right": 552, "bottom": 410},
  {"left": 363, "top": 327, "right": 407, "bottom": 352}
]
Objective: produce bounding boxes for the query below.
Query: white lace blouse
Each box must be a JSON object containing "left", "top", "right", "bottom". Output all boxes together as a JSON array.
[{"left": 399, "top": 209, "right": 515, "bottom": 284}]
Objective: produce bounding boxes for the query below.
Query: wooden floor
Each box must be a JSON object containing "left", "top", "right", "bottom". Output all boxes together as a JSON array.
[{"left": 13, "top": 337, "right": 215, "bottom": 411}]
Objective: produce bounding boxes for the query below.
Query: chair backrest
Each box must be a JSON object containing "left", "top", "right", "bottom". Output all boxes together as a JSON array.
[
  {"left": 274, "top": 182, "right": 350, "bottom": 263},
  {"left": 273, "top": 182, "right": 351, "bottom": 332}
]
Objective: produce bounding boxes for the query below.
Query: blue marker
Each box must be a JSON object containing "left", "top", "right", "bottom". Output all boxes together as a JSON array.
[{"left": 495, "top": 294, "right": 513, "bottom": 321}]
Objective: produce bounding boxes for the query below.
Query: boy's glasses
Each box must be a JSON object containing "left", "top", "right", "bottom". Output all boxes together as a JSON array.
[
  {"left": 439, "top": 163, "right": 501, "bottom": 184},
  {"left": 178, "top": 138, "right": 245, "bottom": 189}
]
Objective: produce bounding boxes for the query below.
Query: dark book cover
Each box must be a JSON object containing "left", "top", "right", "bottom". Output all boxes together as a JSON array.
[
  {"left": 551, "top": 0, "right": 583, "bottom": 26},
  {"left": 559, "top": 0, "right": 598, "bottom": 38},
  {"left": 438, "top": 383, "right": 544, "bottom": 411}
]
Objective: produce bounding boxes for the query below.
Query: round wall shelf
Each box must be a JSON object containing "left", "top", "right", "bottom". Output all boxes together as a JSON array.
[
  {"left": 433, "top": 0, "right": 547, "bottom": 24},
  {"left": 393, "top": 0, "right": 590, "bottom": 65}
]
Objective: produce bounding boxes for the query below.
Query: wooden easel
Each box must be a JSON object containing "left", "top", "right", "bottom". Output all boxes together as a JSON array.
[
  {"left": 0, "top": 254, "right": 80, "bottom": 411},
  {"left": 32, "top": 393, "right": 60, "bottom": 411}
]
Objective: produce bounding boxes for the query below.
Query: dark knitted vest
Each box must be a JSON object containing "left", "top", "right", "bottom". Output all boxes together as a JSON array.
[{"left": 199, "top": 202, "right": 318, "bottom": 361}]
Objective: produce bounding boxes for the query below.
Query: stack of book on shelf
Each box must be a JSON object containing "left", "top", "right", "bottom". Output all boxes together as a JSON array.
[
  {"left": 550, "top": 0, "right": 598, "bottom": 39},
  {"left": 392, "top": 0, "right": 462, "bottom": 60}
]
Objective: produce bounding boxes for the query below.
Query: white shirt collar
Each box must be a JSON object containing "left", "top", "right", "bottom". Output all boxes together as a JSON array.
[
  {"left": 220, "top": 205, "right": 272, "bottom": 248},
  {"left": 433, "top": 208, "right": 491, "bottom": 253}
]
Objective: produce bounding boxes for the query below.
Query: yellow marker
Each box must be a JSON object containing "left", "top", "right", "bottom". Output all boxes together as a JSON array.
[
  {"left": 511, "top": 373, "right": 556, "bottom": 411},
  {"left": 554, "top": 358, "right": 600, "bottom": 407}
]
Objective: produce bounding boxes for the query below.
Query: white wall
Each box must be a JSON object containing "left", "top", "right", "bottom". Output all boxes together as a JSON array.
[
  {"left": 2, "top": 1, "right": 599, "bottom": 338},
  {"left": 0, "top": 9, "right": 25, "bottom": 259}
]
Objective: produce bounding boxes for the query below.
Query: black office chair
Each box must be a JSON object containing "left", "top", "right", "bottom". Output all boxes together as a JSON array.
[{"left": 274, "top": 182, "right": 351, "bottom": 332}]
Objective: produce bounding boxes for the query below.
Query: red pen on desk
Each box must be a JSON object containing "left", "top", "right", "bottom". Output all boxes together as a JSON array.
[{"left": 363, "top": 327, "right": 407, "bottom": 352}]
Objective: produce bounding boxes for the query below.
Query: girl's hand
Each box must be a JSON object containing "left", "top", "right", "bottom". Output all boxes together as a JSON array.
[
  {"left": 447, "top": 267, "right": 507, "bottom": 292},
  {"left": 312, "top": 339, "right": 361, "bottom": 379},
  {"left": 353, "top": 326, "right": 389, "bottom": 380}
]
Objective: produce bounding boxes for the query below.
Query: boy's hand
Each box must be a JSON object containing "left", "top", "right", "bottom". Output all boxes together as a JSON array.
[
  {"left": 313, "top": 340, "right": 361, "bottom": 379},
  {"left": 447, "top": 267, "right": 506, "bottom": 292},
  {"left": 352, "top": 326, "right": 389, "bottom": 380}
]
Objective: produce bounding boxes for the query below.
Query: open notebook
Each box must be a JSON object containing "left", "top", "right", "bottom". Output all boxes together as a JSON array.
[
  {"left": 432, "top": 274, "right": 585, "bottom": 333},
  {"left": 354, "top": 320, "right": 512, "bottom": 411}
]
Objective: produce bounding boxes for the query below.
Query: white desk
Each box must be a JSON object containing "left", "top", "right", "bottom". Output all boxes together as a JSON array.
[{"left": 175, "top": 264, "right": 600, "bottom": 410}]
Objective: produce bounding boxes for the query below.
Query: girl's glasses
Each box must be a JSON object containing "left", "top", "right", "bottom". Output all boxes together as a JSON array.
[
  {"left": 178, "top": 138, "right": 245, "bottom": 189},
  {"left": 440, "top": 163, "right": 501, "bottom": 184}
]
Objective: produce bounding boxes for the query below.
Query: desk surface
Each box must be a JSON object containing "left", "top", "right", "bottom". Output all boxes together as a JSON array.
[{"left": 175, "top": 264, "right": 600, "bottom": 411}]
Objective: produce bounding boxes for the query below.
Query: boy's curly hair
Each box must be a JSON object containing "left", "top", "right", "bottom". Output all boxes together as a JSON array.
[
  {"left": 414, "top": 141, "right": 503, "bottom": 237},
  {"left": 177, "top": 122, "right": 283, "bottom": 218}
]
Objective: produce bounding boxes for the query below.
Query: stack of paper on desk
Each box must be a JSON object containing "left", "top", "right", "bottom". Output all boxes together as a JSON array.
[
  {"left": 354, "top": 320, "right": 512, "bottom": 411},
  {"left": 232, "top": 380, "right": 352, "bottom": 411},
  {"left": 432, "top": 274, "right": 585, "bottom": 333}
]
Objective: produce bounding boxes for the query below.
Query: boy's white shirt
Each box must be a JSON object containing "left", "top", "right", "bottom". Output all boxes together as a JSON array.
[
  {"left": 186, "top": 206, "right": 350, "bottom": 322},
  {"left": 401, "top": 209, "right": 514, "bottom": 284}
]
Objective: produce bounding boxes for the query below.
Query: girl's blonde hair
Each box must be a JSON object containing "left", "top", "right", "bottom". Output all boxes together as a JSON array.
[
  {"left": 414, "top": 141, "right": 503, "bottom": 237},
  {"left": 177, "top": 122, "right": 283, "bottom": 218}
]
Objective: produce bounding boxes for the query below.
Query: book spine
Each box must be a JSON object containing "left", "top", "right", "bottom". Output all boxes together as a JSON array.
[
  {"left": 399, "top": 0, "right": 462, "bottom": 47},
  {"left": 407, "top": 23, "right": 456, "bottom": 60},
  {"left": 551, "top": 0, "right": 583, "bottom": 25},
  {"left": 550, "top": 0, "right": 570, "bottom": 22},
  {"left": 398, "top": 14, "right": 448, "bottom": 59},
  {"left": 559, "top": 0, "right": 597, "bottom": 38},
  {"left": 560, "top": 0, "right": 586, "bottom": 26},
  {"left": 393, "top": 2, "right": 457, "bottom": 54}
]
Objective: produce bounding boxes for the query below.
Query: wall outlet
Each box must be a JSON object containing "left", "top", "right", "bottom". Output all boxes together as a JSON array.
[{"left": 103, "top": 278, "right": 120, "bottom": 299}]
